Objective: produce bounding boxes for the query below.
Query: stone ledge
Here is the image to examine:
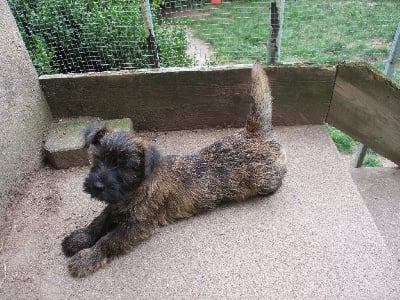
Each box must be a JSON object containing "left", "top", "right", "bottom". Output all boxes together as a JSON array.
[{"left": 44, "top": 118, "right": 133, "bottom": 169}]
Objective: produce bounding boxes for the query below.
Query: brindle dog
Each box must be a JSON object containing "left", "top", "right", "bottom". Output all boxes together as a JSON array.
[{"left": 62, "top": 61, "right": 287, "bottom": 277}]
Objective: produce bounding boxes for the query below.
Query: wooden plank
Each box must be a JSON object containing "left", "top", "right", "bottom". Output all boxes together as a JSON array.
[
  {"left": 39, "top": 64, "right": 335, "bottom": 131},
  {"left": 327, "top": 62, "right": 400, "bottom": 165},
  {"left": 268, "top": 64, "right": 335, "bottom": 126}
]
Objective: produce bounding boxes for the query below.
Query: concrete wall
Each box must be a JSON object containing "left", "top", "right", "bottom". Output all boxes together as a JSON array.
[{"left": 0, "top": 0, "right": 51, "bottom": 230}]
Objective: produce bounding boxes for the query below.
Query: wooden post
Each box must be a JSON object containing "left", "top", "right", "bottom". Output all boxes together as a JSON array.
[
  {"left": 267, "top": 0, "right": 285, "bottom": 64},
  {"left": 354, "top": 22, "right": 400, "bottom": 167},
  {"left": 141, "top": 0, "right": 160, "bottom": 68}
]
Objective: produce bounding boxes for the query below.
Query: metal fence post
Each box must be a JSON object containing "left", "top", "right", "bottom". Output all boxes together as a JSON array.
[
  {"left": 384, "top": 22, "right": 400, "bottom": 77},
  {"left": 141, "top": 0, "right": 160, "bottom": 68},
  {"left": 354, "top": 21, "right": 400, "bottom": 167},
  {"left": 267, "top": 0, "right": 285, "bottom": 64}
]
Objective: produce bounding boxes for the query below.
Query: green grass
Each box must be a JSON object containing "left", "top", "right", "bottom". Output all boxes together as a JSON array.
[
  {"left": 325, "top": 124, "right": 356, "bottom": 154},
  {"left": 187, "top": 0, "right": 400, "bottom": 81},
  {"left": 325, "top": 124, "right": 383, "bottom": 167},
  {"left": 188, "top": 1, "right": 270, "bottom": 64},
  {"left": 282, "top": 0, "right": 400, "bottom": 65},
  {"left": 363, "top": 149, "right": 383, "bottom": 167}
]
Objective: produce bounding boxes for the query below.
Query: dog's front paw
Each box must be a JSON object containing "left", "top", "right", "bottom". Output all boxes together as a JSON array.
[
  {"left": 62, "top": 230, "right": 93, "bottom": 257},
  {"left": 68, "top": 248, "right": 109, "bottom": 278}
]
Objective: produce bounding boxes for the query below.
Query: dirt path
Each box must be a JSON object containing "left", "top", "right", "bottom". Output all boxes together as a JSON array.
[
  {"left": 186, "top": 30, "right": 214, "bottom": 65},
  {"left": 167, "top": 8, "right": 215, "bottom": 65}
]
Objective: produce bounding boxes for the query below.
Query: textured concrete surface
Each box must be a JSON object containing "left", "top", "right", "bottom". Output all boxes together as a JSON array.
[
  {"left": 0, "top": 0, "right": 51, "bottom": 230},
  {"left": 44, "top": 118, "right": 133, "bottom": 169},
  {"left": 351, "top": 167, "right": 400, "bottom": 265},
  {"left": 1, "top": 125, "right": 398, "bottom": 299}
]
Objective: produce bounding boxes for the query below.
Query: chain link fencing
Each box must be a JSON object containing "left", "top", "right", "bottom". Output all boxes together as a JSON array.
[{"left": 7, "top": 0, "right": 400, "bottom": 81}]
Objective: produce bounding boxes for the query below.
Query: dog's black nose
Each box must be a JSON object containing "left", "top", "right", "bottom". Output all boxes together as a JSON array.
[{"left": 92, "top": 181, "right": 105, "bottom": 193}]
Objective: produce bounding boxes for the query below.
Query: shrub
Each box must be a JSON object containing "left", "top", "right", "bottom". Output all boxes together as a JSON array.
[
  {"left": 156, "top": 18, "right": 193, "bottom": 67},
  {"left": 8, "top": 0, "right": 193, "bottom": 74}
]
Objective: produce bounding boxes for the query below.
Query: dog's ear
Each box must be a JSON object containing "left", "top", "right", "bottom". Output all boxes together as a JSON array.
[
  {"left": 143, "top": 146, "right": 160, "bottom": 177},
  {"left": 84, "top": 127, "right": 110, "bottom": 147}
]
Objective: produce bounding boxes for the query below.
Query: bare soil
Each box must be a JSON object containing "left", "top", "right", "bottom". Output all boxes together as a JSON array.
[{"left": 186, "top": 30, "right": 214, "bottom": 65}]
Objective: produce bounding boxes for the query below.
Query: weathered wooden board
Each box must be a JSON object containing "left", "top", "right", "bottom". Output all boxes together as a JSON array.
[
  {"left": 327, "top": 62, "right": 400, "bottom": 165},
  {"left": 39, "top": 64, "right": 335, "bottom": 131},
  {"left": 267, "top": 64, "right": 335, "bottom": 126}
]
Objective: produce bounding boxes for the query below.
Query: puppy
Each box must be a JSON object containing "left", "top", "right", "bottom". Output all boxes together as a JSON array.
[{"left": 62, "top": 61, "right": 287, "bottom": 277}]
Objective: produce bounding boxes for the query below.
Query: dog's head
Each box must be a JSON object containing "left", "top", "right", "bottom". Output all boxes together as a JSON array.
[{"left": 83, "top": 127, "right": 159, "bottom": 204}]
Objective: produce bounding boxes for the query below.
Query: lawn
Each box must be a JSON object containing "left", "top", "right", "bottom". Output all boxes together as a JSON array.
[
  {"left": 187, "top": 0, "right": 400, "bottom": 81},
  {"left": 325, "top": 124, "right": 382, "bottom": 167}
]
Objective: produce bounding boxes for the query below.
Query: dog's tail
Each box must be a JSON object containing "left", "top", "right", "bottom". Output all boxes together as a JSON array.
[{"left": 245, "top": 60, "right": 273, "bottom": 135}]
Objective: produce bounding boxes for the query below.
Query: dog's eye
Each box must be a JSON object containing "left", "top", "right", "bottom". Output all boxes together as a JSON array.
[
  {"left": 116, "top": 152, "right": 127, "bottom": 163},
  {"left": 116, "top": 157, "right": 125, "bottom": 165},
  {"left": 88, "top": 154, "right": 100, "bottom": 165}
]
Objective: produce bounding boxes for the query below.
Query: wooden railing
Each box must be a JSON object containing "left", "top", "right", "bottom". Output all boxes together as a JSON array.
[
  {"left": 327, "top": 62, "right": 400, "bottom": 166},
  {"left": 39, "top": 62, "right": 400, "bottom": 165}
]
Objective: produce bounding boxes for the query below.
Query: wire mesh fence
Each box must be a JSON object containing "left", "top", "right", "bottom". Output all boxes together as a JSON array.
[
  {"left": 169, "top": 0, "right": 271, "bottom": 65},
  {"left": 7, "top": 0, "right": 400, "bottom": 81},
  {"left": 7, "top": 0, "right": 193, "bottom": 74}
]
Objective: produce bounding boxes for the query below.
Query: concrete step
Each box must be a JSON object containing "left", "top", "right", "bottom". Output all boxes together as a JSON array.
[
  {"left": 2, "top": 125, "right": 399, "bottom": 299},
  {"left": 44, "top": 118, "right": 132, "bottom": 169},
  {"left": 351, "top": 167, "right": 400, "bottom": 265}
]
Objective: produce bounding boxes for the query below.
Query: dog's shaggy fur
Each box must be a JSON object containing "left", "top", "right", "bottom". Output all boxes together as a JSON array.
[{"left": 62, "top": 61, "right": 287, "bottom": 277}]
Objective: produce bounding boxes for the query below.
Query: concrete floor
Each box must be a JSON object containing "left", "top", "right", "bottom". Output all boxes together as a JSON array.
[
  {"left": 351, "top": 167, "right": 400, "bottom": 265},
  {"left": 0, "top": 125, "right": 399, "bottom": 299}
]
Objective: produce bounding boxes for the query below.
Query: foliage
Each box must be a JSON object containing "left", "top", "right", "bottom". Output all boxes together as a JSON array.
[
  {"left": 325, "top": 124, "right": 383, "bottom": 167},
  {"left": 362, "top": 149, "right": 383, "bottom": 167},
  {"left": 325, "top": 124, "right": 356, "bottom": 154},
  {"left": 156, "top": 19, "right": 194, "bottom": 67},
  {"left": 29, "top": 34, "right": 55, "bottom": 75},
  {"left": 8, "top": 0, "right": 193, "bottom": 74}
]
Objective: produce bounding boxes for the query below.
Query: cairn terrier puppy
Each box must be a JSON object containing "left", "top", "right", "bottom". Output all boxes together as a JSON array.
[{"left": 62, "top": 61, "right": 287, "bottom": 277}]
